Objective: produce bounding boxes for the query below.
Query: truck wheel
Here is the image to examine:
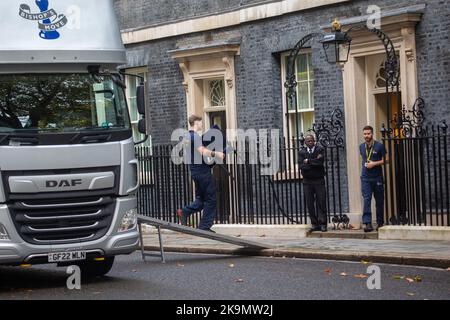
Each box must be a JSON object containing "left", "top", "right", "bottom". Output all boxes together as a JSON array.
[{"left": 77, "top": 257, "right": 115, "bottom": 278}]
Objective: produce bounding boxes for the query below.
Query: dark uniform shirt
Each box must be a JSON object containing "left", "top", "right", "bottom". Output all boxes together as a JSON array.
[
  {"left": 298, "top": 145, "right": 326, "bottom": 184},
  {"left": 186, "top": 130, "right": 211, "bottom": 176},
  {"left": 359, "top": 141, "right": 386, "bottom": 180}
]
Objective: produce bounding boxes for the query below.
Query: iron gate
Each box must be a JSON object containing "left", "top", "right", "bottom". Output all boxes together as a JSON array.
[{"left": 381, "top": 98, "right": 449, "bottom": 226}]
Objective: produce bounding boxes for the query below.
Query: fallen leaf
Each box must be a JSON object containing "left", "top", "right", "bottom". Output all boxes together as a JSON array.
[
  {"left": 229, "top": 264, "right": 235, "bottom": 268},
  {"left": 393, "top": 275, "right": 405, "bottom": 280},
  {"left": 406, "top": 278, "right": 415, "bottom": 283},
  {"left": 235, "top": 278, "right": 244, "bottom": 283},
  {"left": 132, "top": 269, "right": 138, "bottom": 273},
  {"left": 340, "top": 272, "right": 348, "bottom": 277},
  {"left": 414, "top": 276, "right": 423, "bottom": 283},
  {"left": 406, "top": 292, "right": 415, "bottom": 296},
  {"left": 361, "top": 260, "right": 371, "bottom": 265},
  {"left": 324, "top": 268, "right": 332, "bottom": 275},
  {"left": 176, "top": 263, "right": 185, "bottom": 267},
  {"left": 354, "top": 274, "right": 368, "bottom": 279}
]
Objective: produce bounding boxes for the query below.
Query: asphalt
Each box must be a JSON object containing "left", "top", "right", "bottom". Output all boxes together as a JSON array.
[
  {"left": 0, "top": 252, "right": 449, "bottom": 300},
  {"left": 142, "top": 230, "right": 450, "bottom": 268}
]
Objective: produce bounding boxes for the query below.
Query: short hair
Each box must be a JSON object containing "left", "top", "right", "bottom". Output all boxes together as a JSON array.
[
  {"left": 188, "top": 115, "right": 202, "bottom": 127},
  {"left": 304, "top": 134, "right": 316, "bottom": 140},
  {"left": 363, "top": 126, "right": 374, "bottom": 133}
]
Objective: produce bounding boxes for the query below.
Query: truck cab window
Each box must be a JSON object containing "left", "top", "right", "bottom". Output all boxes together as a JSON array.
[{"left": 0, "top": 73, "right": 131, "bottom": 133}]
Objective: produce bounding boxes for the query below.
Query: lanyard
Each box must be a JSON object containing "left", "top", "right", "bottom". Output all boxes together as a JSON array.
[{"left": 366, "top": 143, "right": 374, "bottom": 162}]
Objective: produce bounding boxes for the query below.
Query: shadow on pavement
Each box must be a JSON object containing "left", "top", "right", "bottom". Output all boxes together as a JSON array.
[{"left": 0, "top": 265, "right": 122, "bottom": 293}]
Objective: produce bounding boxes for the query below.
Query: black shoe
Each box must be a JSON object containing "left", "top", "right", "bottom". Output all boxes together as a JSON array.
[
  {"left": 376, "top": 224, "right": 384, "bottom": 231},
  {"left": 364, "top": 224, "right": 374, "bottom": 233},
  {"left": 311, "top": 226, "right": 321, "bottom": 232},
  {"left": 177, "top": 209, "right": 187, "bottom": 226},
  {"left": 321, "top": 226, "right": 328, "bottom": 232}
]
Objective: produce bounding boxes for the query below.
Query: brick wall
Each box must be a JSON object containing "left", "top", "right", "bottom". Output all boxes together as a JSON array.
[
  {"left": 114, "top": 0, "right": 276, "bottom": 30},
  {"left": 116, "top": 0, "right": 450, "bottom": 214}
]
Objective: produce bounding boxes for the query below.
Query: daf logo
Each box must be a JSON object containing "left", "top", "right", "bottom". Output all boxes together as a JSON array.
[{"left": 45, "top": 179, "right": 83, "bottom": 188}]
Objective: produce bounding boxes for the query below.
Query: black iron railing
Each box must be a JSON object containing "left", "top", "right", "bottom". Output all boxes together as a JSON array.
[
  {"left": 381, "top": 98, "right": 449, "bottom": 226},
  {"left": 136, "top": 133, "right": 346, "bottom": 227}
]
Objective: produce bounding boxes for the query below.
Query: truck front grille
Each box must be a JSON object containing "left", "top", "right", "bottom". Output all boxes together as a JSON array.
[{"left": 9, "top": 197, "right": 115, "bottom": 245}]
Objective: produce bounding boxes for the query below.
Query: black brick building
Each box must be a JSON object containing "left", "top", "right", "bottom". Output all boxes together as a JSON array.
[{"left": 115, "top": 0, "right": 449, "bottom": 227}]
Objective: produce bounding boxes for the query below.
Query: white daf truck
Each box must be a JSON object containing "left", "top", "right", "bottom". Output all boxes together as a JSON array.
[{"left": 0, "top": 0, "right": 146, "bottom": 276}]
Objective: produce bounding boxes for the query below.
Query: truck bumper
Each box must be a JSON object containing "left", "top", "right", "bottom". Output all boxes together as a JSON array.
[{"left": 0, "top": 196, "right": 139, "bottom": 266}]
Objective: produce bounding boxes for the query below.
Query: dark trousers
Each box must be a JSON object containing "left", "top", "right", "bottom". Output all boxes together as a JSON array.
[
  {"left": 361, "top": 177, "right": 385, "bottom": 225},
  {"left": 304, "top": 181, "right": 327, "bottom": 227},
  {"left": 182, "top": 172, "right": 217, "bottom": 230}
]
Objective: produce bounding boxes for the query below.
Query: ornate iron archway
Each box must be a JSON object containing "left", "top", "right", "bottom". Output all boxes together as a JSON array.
[{"left": 283, "top": 33, "right": 348, "bottom": 228}]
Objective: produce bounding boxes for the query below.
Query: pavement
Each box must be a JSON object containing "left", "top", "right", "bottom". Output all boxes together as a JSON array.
[
  {"left": 1, "top": 252, "right": 449, "bottom": 300},
  {"left": 142, "top": 229, "right": 450, "bottom": 269}
]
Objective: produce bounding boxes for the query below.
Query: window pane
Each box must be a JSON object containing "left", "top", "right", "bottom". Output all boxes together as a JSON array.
[
  {"left": 130, "top": 96, "right": 138, "bottom": 122},
  {"left": 128, "top": 77, "right": 137, "bottom": 97},
  {"left": 289, "top": 113, "right": 302, "bottom": 138},
  {"left": 307, "top": 53, "right": 314, "bottom": 80},
  {"left": 297, "top": 82, "right": 309, "bottom": 110},
  {"left": 296, "top": 54, "right": 308, "bottom": 82},
  {"left": 302, "top": 112, "right": 315, "bottom": 133},
  {"left": 309, "top": 80, "right": 314, "bottom": 109},
  {"left": 127, "top": 76, "right": 139, "bottom": 122},
  {"left": 0, "top": 74, "right": 131, "bottom": 132},
  {"left": 287, "top": 93, "right": 295, "bottom": 111},
  {"left": 209, "top": 79, "right": 225, "bottom": 107}
]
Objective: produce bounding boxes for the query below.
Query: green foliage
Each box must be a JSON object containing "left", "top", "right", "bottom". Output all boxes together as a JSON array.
[{"left": 0, "top": 74, "right": 128, "bottom": 132}]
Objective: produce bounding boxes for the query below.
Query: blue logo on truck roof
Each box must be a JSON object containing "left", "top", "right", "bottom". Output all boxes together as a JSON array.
[{"left": 19, "top": 0, "right": 67, "bottom": 40}]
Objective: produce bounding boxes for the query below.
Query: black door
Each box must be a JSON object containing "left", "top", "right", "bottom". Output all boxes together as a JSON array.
[{"left": 208, "top": 111, "right": 230, "bottom": 223}]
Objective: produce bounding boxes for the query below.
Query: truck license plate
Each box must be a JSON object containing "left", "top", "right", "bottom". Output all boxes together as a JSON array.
[{"left": 48, "top": 251, "right": 86, "bottom": 263}]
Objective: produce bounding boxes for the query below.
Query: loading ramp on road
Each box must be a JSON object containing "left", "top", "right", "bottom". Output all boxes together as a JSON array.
[{"left": 137, "top": 215, "right": 272, "bottom": 263}]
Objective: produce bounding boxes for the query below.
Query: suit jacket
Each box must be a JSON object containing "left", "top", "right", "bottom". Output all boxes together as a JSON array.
[{"left": 298, "top": 145, "right": 326, "bottom": 182}]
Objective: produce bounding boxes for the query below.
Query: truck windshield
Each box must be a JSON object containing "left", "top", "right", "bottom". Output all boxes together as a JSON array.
[{"left": 0, "top": 73, "right": 131, "bottom": 133}]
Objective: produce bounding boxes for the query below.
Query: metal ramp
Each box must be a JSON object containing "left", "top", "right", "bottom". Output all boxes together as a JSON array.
[{"left": 137, "top": 215, "right": 271, "bottom": 263}]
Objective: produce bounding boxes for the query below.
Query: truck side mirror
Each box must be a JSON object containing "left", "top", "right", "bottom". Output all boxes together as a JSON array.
[
  {"left": 136, "top": 85, "right": 146, "bottom": 115},
  {"left": 138, "top": 118, "right": 147, "bottom": 134}
]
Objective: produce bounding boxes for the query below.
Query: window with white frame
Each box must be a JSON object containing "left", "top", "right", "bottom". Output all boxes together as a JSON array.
[
  {"left": 125, "top": 67, "right": 150, "bottom": 146},
  {"left": 281, "top": 51, "right": 315, "bottom": 140},
  {"left": 206, "top": 79, "right": 226, "bottom": 108},
  {"left": 203, "top": 78, "right": 227, "bottom": 129}
]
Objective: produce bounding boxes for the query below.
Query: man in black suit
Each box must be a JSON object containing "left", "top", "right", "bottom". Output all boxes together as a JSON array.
[{"left": 299, "top": 135, "right": 328, "bottom": 232}]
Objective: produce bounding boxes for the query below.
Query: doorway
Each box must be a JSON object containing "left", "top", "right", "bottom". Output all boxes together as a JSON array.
[
  {"left": 207, "top": 111, "right": 231, "bottom": 223},
  {"left": 375, "top": 92, "right": 402, "bottom": 134},
  {"left": 374, "top": 91, "right": 406, "bottom": 222},
  {"left": 201, "top": 78, "right": 231, "bottom": 223}
]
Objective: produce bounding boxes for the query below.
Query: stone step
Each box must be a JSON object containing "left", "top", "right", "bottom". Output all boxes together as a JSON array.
[{"left": 307, "top": 229, "right": 379, "bottom": 240}]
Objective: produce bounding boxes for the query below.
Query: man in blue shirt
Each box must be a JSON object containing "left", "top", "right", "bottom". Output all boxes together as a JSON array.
[
  {"left": 359, "top": 126, "right": 387, "bottom": 232},
  {"left": 177, "top": 115, "right": 225, "bottom": 232}
]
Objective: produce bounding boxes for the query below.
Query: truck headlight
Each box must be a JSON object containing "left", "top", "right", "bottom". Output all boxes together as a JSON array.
[
  {"left": 118, "top": 208, "right": 137, "bottom": 233},
  {"left": 0, "top": 224, "right": 10, "bottom": 240}
]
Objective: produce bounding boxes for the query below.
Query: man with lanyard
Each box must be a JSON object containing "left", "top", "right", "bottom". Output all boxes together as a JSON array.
[
  {"left": 359, "top": 126, "right": 387, "bottom": 232},
  {"left": 177, "top": 115, "right": 225, "bottom": 232}
]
